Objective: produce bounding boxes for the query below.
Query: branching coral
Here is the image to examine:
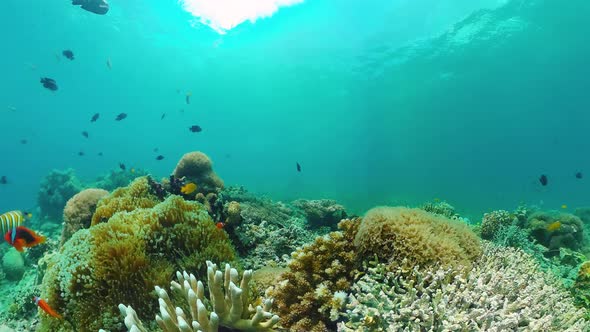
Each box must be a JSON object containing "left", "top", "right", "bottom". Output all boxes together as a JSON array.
[
  {"left": 61, "top": 188, "right": 108, "bottom": 246},
  {"left": 270, "top": 218, "right": 361, "bottom": 332},
  {"left": 339, "top": 243, "right": 589, "bottom": 331},
  {"left": 39, "top": 195, "right": 236, "bottom": 332},
  {"left": 37, "top": 169, "right": 83, "bottom": 220},
  {"left": 109, "top": 261, "right": 280, "bottom": 332},
  {"left": 354, "top": 207, "right": 481, "bottom": 270},
  {"left": 173, "top": 152, "right": 224, "bottom": 194}
]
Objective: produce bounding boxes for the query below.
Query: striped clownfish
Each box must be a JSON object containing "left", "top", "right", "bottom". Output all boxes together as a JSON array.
[{"left": 1, "top": 210, "right": 32, "bottom": 243}]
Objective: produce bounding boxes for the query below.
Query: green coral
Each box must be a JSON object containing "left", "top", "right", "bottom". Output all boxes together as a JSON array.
[
  {"left": 38, "top": 194, "right": 236, "bottom": 332},
  {"left": 481, "top": 209, "right": 515, "bottom": 240}
]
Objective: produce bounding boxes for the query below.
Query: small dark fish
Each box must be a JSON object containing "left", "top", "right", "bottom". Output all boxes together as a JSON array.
[
  {"left": 40, "top": 77, "right": 58, "bottom": 91},
  {"left": 296, "top": 162, "right": 301, "bottom": 172},
  {"left": 115, "top": 113, "right": 127, "bottom": 121},
  {"left": 153, "top": 148, "right": 159, "bottom": 152},
  {"left": 62, "top": 50, "right": 74, "bottom": 60},
  {"left": 91, "top": 113, "right": 100, "bottom": 122},
  {"left": 189, "top": 125, "right": 202, "bottom": 133},
  {"left": 179, "top": 109, "right": 185, "bottom": 113},
  {"left": 161, "top": 113, "right": 166, "bottom": 120},
  {"left": 98, "top": 152, "right": 103, "bottom": 156},
  {"left": 119, "top": 163, "right": 126, "bottom": 170},
  {"left": 82, "top": 131, "right": 89, "bottom": 138},
  {"left": 539, "top": 174, "right": 548, "bottom": 186},
  {"left": 576, "top": 172, "right": 583, "bottom": 179},
  {"left": 78, "top": 151, "right": 85, "bottom": 156},
  {"left": 186, "top": 93, "right": 191, "bottom": 104},
  {"left": 20, "top": 139, "right": 27, "bottom": 144},
  {"left": 0, "top": 176, "right": 7, "bottom": 184},
  {"left": 156, "top": 155, "right": 164, "bottom": 161},
  {"left": 72, "top": 0, "right": 109, "bottom": 15}
]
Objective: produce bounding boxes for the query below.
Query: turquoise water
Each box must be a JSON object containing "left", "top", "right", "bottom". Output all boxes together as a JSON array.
[{"left": 1, "top": 0, "right": 589, "bottom": 220}]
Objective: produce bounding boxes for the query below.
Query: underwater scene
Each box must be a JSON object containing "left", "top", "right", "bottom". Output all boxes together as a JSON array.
[{"left": 2, "top": 0, "right": 590, "bottom": 331}]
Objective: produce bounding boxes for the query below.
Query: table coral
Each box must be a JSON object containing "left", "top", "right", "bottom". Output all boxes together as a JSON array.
[
  {"left": 339, "top": 243, "right": 589, "bottom": 331},
  {"left": 108, "top": 261, "right": 280, "bottom": 332},
  {"left": 38, "top": 195, "right": 236, "bottom": 332},
  {"left": 354, "top": 207, "right": 481, "bottom": 270},
  {"left": 61, "top": 188, "right": 108, "bottom": 246},
  {"left": 173, "top": 152, "right": 224, "bottom": 194},
  {"left": 270, "top": 218, "right": 362, "bottom": 332}
]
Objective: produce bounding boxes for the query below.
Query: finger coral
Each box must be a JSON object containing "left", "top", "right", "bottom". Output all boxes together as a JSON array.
[
  {"left": 173, "top": 152, "right": 224, "bottom": 194},
  {"left": 354, "top": 207, "right": 481, "bottom": 270},
  {"left": 110, "top": 261, "right": 280, "bottom": 332},
  {"left": 339, "top": 243, "right": 589, "bottom": 331},
  {"left": 270, "top": 218, "right": 362, "bottom": 332},
  {"left": 38, "top": 194, "right": 236, "bottom": 332},
  {"left": 61, "top": 188, "right": 108, "bottom": 246}
]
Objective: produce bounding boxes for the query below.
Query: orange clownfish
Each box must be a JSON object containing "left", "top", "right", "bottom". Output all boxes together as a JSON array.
[
  {"left": 33, "top": 296, "right": 62, "bottom": 319},
  {"left": 4, "top": 226, "right": 46, "bottom": 252},
  {"left": 216, "top": 222, "right": 225, "bottom": 229}
]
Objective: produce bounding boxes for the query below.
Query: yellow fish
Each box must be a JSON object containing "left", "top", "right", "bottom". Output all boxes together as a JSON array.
[
  {"left": 547, "top": 221, "right": 562, "bottom": 232},
  {"left": 130, "top": 168, "right": 135, "bottom": 174},
  {"left": 561, "top": 204, "right": 568, "bottom": 209},
  {"left": 181, "top": 182, "right": 197, "bottom": 195},
  {"left": 434, "top": 198, "right": 440, "bottom": 202},
  {"left": 0, "top": 210, "right": 32, "bottom": 243}
]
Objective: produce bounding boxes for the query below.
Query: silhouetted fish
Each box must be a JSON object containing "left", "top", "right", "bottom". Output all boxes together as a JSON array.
[
  {"left": 153, "top": 148, "right": 159, "bottom": 152},
  {"left": 40, "top": 77, "right": 58, "bottom": 91},
  {"left": 72, "top": 0, "right": 109, "bottom": 15},
  {"left": 296, "top": 162, "right": 301, "bottom": 172},
  {"left": 161, "top": 113, "right": 166, "bottom": 120},
  {"left": 186, "top": 92, "right": 191, "bottom": 104},
  {"left": 106, "top": 58, "right": 112, "bottom": 70},
  {"left": 576, "top": 172, "right": 583, "bottom": 179},
  {"left": 0, "top": 176, "right": 7, "bottom": 184},
  {"left": 119, "top": 163, "right": 126, "bottom": 170},
  {"left": 62, "top": 50, "right": 74, "bottom": 60},
  {"left": 189, "top": 125, "right": 202, "bottom": 133},
  {"left": 98, "top": 152, "right": 103, "bottom": 156},
  {"left": 82, "top": 131, "right": 89, "bottom": 138},
  {"left": 156, "top": 155, "right": 164, "bottom": 160},
  {"left": 78, "top": 151, "right": 85, "bottom": 156},
  {"left": 20, "top": 139, "right": 27, "bottom": 144},
  {"left": 115, "top": 113, "right": 127, "bottom": 121},
  {"left": 539, "top": 174, "right": 548, "bottom": 186},
  {"left": 91, "top": 113, "right": 99, "bottom": 122}
]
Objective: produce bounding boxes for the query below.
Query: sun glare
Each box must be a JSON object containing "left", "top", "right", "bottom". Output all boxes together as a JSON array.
[{"left": 179, "top": 0, "right": 304, "bottom": 34}]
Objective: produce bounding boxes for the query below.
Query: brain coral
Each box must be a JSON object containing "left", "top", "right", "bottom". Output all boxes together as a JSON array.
[
  {"left": 526, "top": 211, "right": 584, "bottom": 250},
  {"left": 38, "top": 195, "right": 236, "bottom": 332},
  {"left": 61, "top": 188, "right": 108, "bottom": 246},
  {"left": 2, "top": 248, "right": 25, "bottom": 281},
  {"left": 90, "top": 177, "right": 161, "bottom": 226},
  {"left": 173, "top": 151, "right": 224, "bottom": 194},
  {"left": 354, "top": 207, "right": 481, "bottom": 270}
]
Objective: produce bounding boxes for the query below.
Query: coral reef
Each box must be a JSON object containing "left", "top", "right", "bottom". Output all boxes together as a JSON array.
[
  {"left": 526, "top": 211, "right": 584, "bottom": 251},
  {"left": 109, "top": 261, "right": 280, "bottom": 332},
  {"left": 90, "top": 177, "right": 161, "bottom": 226},
  {"left": 354, "top": 207, "right": 481, "bottom": 270},
  {"left": 0, "top": 269, "right": 40, "bottom": 323},
  {"left": 270, "top": 218, "right": 361, "bottom": 332},
  {"left": 38, "top": 194, "right": 236, "bottom": 332},
  {"left": 339, "top": 243, "right": 589, "bottom": 331},
  {"left": 291, "top": 199, "right": 347, "bottom": 230},
  {"left": 420, "top": 200, "right": 460, "bottom": 220},
  {"left": 61, "top": 188, "right": 108, "bottom": 246},
  {"left": 93, "top": 168, "right": 148, "bottom": 191},
  {"left": 480, "top": 209, "right": 515, "bottom": 240},
  {"left": 2, "top": 249, "right": 25, "bottom": 281},
  {"left": 173, "top": 152, "right": 224, "bottom": 194},
  {"left": 37, "top": 169, "right": 83, "bottom": 220},
  {"left": 573, "top": 261, "right": 590, "bottom": 309}
]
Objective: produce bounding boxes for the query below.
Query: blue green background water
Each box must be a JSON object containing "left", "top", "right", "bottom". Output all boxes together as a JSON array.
[{"left": 1, "top": 0, "right": 589, "bottom": 220}]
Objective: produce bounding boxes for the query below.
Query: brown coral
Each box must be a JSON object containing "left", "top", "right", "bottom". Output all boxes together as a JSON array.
[
  {"left": 526, "top": 211, "right": 584, "bottom": 251},
  {"left": 91, "top": 177, "right": 161, "bottom": 226},
  {"left": 354, "top": 207, "right": 481, "bottom": 270},
  {"left": 173, "top": 151, "right": 224, "bottom": 194},
  {"left": 271, "top": 218, "right": 361, "bottom": 332},
  {"left": 61, "top": 188, "right": 108, "bottom": 246}
]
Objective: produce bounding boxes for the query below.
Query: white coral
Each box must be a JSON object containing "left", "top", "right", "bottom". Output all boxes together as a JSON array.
[{"left": 107, "top": 261, "right": 280, "bottom": 332}]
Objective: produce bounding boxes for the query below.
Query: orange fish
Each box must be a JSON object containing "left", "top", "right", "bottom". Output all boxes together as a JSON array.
[
  {"left": 4, "top": 226, "right": 46, "bottom": 252},
  {"left": 181, "top": 182, "right": 197, "bottom": 195},
  {"left": 216, "top": 222, "right": 225, "bottom": 229},
  {"left": 33, "top": 296, "right": 62, "bottom": 319},
  {"left": 547, "top": 221, "right": 562, "bottom": 232}
]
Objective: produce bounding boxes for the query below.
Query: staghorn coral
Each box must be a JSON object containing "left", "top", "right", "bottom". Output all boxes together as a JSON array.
[
  {"left": 37, "top": 169, "right": 83, "bottom": 220},
  {"left": 526, "top": 211, "right": 584, "bottom": 251},
  {"left": 61, "top": 188, "right": 108, "bottom": 246},
  {"left": 339, "top": 243, "right": 589, "bottom": 331},
  {"left": 270, "top": 218, "right": 361, "bottom": 332},
  {"left": 91, "top": 177, "right": 161, "bottom": 226},
  {"left": 108, "top": 261, "right": 280, "bottom": 332},
  {"left": 38, "top": 195, "right": 236, "bottom": 332},
  {"left": 354, "top": 207, "right": 481, "bottom": 270},
  {"left": 480, "top": 209, "right": 516, "bottom": 240},
  {"left": 173, "top": 152, "right": 224, "bottom": 194},
  {"left": 291, "top": 199, "right": 347, "bottom": 230}
]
